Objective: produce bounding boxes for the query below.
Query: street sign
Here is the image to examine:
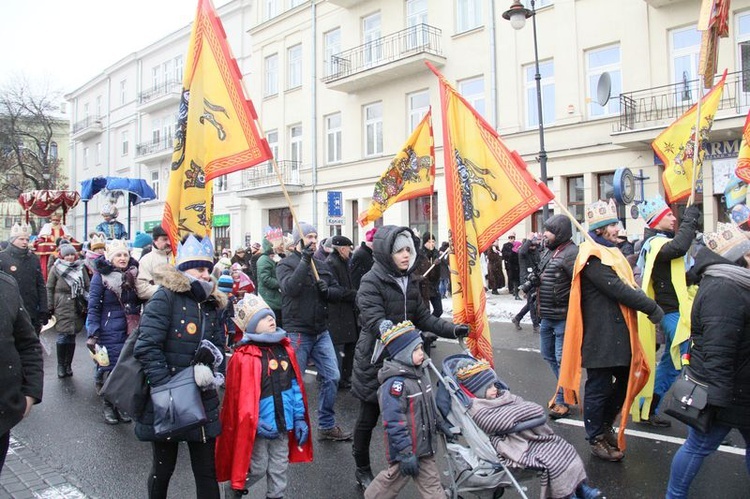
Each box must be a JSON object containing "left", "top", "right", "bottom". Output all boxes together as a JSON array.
[
  {"left": 326, "top": 216, "right": 345, "bottom": 226},
  {"left": 327, "top": 191, "right": 343, "bottom": 217}
]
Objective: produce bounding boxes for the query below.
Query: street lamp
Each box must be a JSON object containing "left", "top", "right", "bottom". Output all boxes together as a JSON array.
[{"left": 503, "top": 0, "right": 549, "bottom": 220}]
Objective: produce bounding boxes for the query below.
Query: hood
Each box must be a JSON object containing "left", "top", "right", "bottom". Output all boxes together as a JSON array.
[
  {"left": 261, "top": 238, "right": 274, "bottom": 254},
  {"left": 372, "top": 225, "right": 419, "bottom": 276},
  {"left": 94, "top": 255, "right": 139, "bottom": 275},
  {"left": 377, "top": 358, "right": 423, "bottom": 384},
  {"left": 692, "top": 245, "right": 736, "bottom": 276},
  {"left": 154, "top": 265, "right": 228, "bottom": 308},
  {"left": 543, "top": 214, "right": 572, "bottom": 249}
]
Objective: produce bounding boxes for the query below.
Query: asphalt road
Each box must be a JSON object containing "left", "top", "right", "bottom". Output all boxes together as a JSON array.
[{"left": 11, "top": 322, "right": 749, "bottom": 499}]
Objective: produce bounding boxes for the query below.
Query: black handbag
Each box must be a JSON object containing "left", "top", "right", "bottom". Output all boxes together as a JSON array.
[
  {"left": 100, "top": 328, "right": 149, "bottom": 418},
  {"left": 664, "top": 367, "right": 714, "bottom": 433},
  {"left": 150, "top": 365, "right": 207, "bottom": 438}
]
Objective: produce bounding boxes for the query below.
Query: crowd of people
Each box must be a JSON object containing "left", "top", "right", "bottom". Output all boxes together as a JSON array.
[{"left": 0, "top": 194, "right": 748, "bottom": 499}]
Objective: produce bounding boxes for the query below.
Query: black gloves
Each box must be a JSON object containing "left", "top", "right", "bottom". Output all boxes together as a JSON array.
[
  {"left": 683, "top": 205, "right": 701, "bottom": 224},
  {"left": 397, "top": 452, "right": 419, "bottom": 476},
  {"left": 315, "top": 279, "right": 329, "bottom": 298},
  {"left": 648, "top": 305, "right": 665, "bottom": 325},
  {"left": 193, "top": 345, "right": 215, "bottom": 366},
  {"left": 300, "top": 242, "right": 315, "bottom": 263},
  {"left": 454, "top": 324, "right": 470, "bottom": 338},
  {"left": 437, "top": 420, "right": 456, "bottom": 442}
]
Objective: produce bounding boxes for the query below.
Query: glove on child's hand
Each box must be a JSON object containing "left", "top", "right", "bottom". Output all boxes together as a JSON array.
[
  {"left": 397, "top": 452, "right": 419, "bottom": 477},
  {"left": 193, "top": 346, "right": 215, "bottom": 366},
  {"left": 257, "top": 422, "right": 279, "bottom": 440},
  {"left": 294, "top": 418, "right": 309, "bottom": 446}
]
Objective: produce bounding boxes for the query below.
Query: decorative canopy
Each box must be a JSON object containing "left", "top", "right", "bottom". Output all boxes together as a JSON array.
[
  {"left": 18, "top": 190, "right": 81, "bottom": 222},
  {"left": 80, "top": 176, "right": 157, "bottom": 206}
]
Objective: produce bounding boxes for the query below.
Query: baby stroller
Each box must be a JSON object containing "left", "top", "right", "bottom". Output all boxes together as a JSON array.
[{"left": 426, "top": 352, "right": 546, "bottom": 499}]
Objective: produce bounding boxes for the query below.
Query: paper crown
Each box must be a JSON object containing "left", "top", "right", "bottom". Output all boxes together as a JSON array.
[
  {"left": 10, "top": 223, "right": 32, "bottom": 239},
  {"left": 176, "top": 234, "right": 215, "bottom": 267},
  {"left": 106, "top": 239, "right": 130, "bottom": 259},
  {"left": 88, "top": 233, "right": 106, "bottom": 250},
  {"left": 586, "top": 199, "right": 620, "bottom": 230},
  {"left": 232, "top": 294, "right": 273, "bottom": 332},
  {"left": 265, "top": 226, "right": 284, "bottom": 247},
  {"left": 638, "top": 195, "right": 671, "bottom": 227},
  {"left": 703, "top": 222, "right": 750, "bottom": 262}
]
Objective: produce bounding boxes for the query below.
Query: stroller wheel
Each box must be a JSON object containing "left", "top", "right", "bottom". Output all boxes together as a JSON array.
[{"left": 492, "top": 487, "right": 505, "bottom": 499}]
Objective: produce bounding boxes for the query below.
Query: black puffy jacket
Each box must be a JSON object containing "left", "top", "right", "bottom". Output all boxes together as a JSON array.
[
  {"left": 0, "top": 245, "right": 48, "bottom": 328},
  {"left": 538, "top": 215, "right": 578, "bottom": 320},
  {"left": 352, "top": 226, "right": 455, "bottom": 403},
  {"left": 133, "top": 267, "right": 227, "bottom": 442},
  {"left": 325, "top": 250, "right": 358, "bottom": 345}
]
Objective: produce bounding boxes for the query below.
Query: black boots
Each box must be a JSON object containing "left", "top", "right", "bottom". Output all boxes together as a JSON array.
[
  {"left": 102, "top": 399, "right": 119, "bottom": 425},
  {"left": 65, "top": 343, "right": 75, "bottom": 377},
  {"left": 355, "top": 466, "right": 374, "bottom": 490},
  {"left": 56, "top": 343, "right": 76, "bottom": 378}
]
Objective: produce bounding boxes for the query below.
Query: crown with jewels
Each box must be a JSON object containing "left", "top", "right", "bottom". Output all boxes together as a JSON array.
[
  {"left": 89, "top": 233, "right": 106, "bottom": 250},
  {"left": 10, "top": 223, "right": 32, "bottom": 239},
  {"left": 264, "top": 226, "right": 284, "bottom": 247},
  {"left": 703, "top": 222, "right": 750, "bottom": 262},
  {"left": 638, "top": 195, "right": 671, "bottom": 227},
  {"left": 176, "top": 234, "right": 215, "bottom": 267},
  {"left": 586, "top": 199, "right": 620, "bottom": 230},
  {"left": 106, "top": 239, "right": 130, "bottom": 257}
]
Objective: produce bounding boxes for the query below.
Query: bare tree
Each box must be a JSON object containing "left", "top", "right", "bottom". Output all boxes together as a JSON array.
[{"left": 0, "top": 78, "right": 68, "bottom": 201}]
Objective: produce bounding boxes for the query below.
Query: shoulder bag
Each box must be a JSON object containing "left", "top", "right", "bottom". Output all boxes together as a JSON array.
[
  {"left": 150, "top": 365, "right": 207, "bottom": 438},
  {"left": 100, "top": 327, "right": 149, "bottom": 418},
  {"left": 664, "top": 367, "right": 714, "bottom": 433}
]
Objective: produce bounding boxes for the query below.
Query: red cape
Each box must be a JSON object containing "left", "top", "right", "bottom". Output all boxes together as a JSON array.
[{"left": 215, "top": 337, "right": 313, "bottom": 490}]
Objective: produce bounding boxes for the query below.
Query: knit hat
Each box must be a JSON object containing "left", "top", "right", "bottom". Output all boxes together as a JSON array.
[
  {"left": 106, "top": 239, "right": 130, "bottom": 261},
  {"left": 233, "top": 294, "right": 276, "bottom": 334},
  {"left": 703, "top": 222, "right": 750, "bottom": 262},
  {"left": 217, "top": 270, "right": 234, "bottom": 294},
  {"left": 365, "top": 227, "right": 377, "bottom": 242},
  {"left": 586, "top": 199, "right": 620, "bottom": 230},
  {"left": 9, "top": 223, "right": 32, "bottom": 242},
  {"left": 133, "top": 231, "right": 153, "bottom": 249},
  {"left": 59, "top": 243, "right": 77, "bottom": 258},
  {"left": 392, "top": 231, "right": 415, "bottom": 254},
  {"left": 381, "top": 320, "right": 423, "bottom": 365},
  {"left": 291, "top": 222, "right": 317, "bottom": 244},
  {"left": 331, "top": 235, "right": 352, "bottom": 248},
  {"left": 217, "top": 257, "right": 232, "bottom": 269},
  {"left": 175, "top": 234, "right": 214, "bottom": 272},
  {"left": 100, "top": 203, "right": 118, "bottom": 218},
  {"left": 455, "top": 359, "right": 498, "bottom": 397},
  {"left": 151, "top": 224, "right": 168, "bottom": 239},
  {"left": 638, "top": 195, "right": 672, "bottom": 228},
  {"left": 88, "top": 233, "right": 106, "bottom": 250}
]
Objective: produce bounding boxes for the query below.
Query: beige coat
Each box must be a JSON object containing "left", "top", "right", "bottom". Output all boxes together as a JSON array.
[{"left": 135, "top": 247, "right": 171, "bottom": 300}]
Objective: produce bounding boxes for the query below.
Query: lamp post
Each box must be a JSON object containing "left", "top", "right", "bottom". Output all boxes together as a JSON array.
[{"left": 503, "top": 0, "right": 549, "bottom": 220}]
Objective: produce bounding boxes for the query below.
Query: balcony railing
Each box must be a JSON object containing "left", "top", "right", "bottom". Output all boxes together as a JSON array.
[
  {"left": 139, "top": 80, "right": 182, "bottom": 105},
  {"left": 135, "top": 136, "right": 174, "bottom": 158},
  {"left": 72, "top": 116, "right": 102, "bottom": 134},
  {"left": 241, "top": 160, "right": 302, "bottom": 189},
  {"left": 617, "top": 70, "right": 750, "bottom": 132},
  {"left": 322, "top": 24, "right": 443, "bottom": 83}
]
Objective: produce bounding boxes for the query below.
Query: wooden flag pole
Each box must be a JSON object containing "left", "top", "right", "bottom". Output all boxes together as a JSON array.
[{"left": 687, "top": 75, "right": 704, "bottom": 208}]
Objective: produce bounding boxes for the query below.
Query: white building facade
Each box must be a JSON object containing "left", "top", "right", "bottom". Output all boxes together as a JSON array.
[{"left": 66, "top": 0, "right": 750, "bottom": 250}]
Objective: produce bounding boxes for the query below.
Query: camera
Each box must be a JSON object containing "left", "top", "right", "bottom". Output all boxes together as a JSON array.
[{"left": 518, "top": 269, "right": 540, "bottom": 294}]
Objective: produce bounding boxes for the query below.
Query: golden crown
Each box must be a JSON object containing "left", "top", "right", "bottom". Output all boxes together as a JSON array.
[
  {"left": 586, "top": 199, "right": 620, "bottom": 230},
  {"left": 703, "top": 222, "right": 750, "bottom": 262}
]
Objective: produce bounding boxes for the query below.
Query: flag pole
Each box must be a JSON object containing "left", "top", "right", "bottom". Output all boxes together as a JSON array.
[{"left": 687, "top": 75, "right": 704, "bottom": 208}]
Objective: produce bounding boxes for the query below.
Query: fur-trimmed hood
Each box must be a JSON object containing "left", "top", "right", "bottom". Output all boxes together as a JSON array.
[{"left": 153, "top": 265, "right": 228, "bottom": 309}]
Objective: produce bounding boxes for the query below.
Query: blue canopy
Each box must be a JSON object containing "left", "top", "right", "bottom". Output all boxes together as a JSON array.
[{"left": 80, "top": 176, "right": 156, "bottom": 206}]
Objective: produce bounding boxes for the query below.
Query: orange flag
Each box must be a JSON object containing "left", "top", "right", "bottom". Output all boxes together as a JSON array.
[
  {"left": 736, "top": 110, "right": 750, "bottom": 184},
  {"left": 358, "top": 111, "right": 435, "bottom": 226},
  {"left": 163, "top": 0, "right": 272, "bottom": 248},
  {"left": 428, "top": 62, "right": 554, "bottom": 365},
  {"left": 652, "top": 70, "right": 726, "bottom": 203}
]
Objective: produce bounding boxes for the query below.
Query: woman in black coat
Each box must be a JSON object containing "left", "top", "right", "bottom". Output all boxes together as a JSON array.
[
  {"left": 350, "top": 225, "right": 467, "bottom": 489},
  {"left": 325, "top": 236, "right": 358, "bottom": 389},
  {"left": 666, "top": 233, "right": 750, "bottom": 498},
  {"left": 134, "top": 235, "right": 226, "bottom": 499}
]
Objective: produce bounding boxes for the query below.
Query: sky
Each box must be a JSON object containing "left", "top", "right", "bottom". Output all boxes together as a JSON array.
[{"left": 0, "top": 0, "right": 231, "bottom": 95}]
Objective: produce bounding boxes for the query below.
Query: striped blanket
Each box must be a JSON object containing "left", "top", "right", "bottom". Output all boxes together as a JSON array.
[{"left": 469, "top": 393, "right": 586, "bottom": 499}]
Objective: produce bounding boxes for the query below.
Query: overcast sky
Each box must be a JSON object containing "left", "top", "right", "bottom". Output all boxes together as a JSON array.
[{"left": 0, "top": 0, "right": 231, "bottom": 95}]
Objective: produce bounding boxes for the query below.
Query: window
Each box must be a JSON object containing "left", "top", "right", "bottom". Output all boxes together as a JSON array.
[
  {"left": 408, "top": 90, "right": 430, "bottom": 130},
  {"left": 215, "top": 174, "right": 228, "bottom": 192},
  {"left": 525, "top": 60, "right": 555, "bottom": 128},
  {"left": 265, "top": 0, "right": 280, "bottom": 20},
  {"left": 736, "top": 12, "right": 750, "bottom": 109},
  {"left": 49, "top": 142, "right": 58, "bottom": 160},
  {"left": 266, "top": 130, "right": 279, "bottom": 173},
  {"left": 325, "top": 113, "right": 342, "bottom": 164},
  {"left": 363, "top": 12, "right": 382, "bottom": 67},
  {"left": 523, "top": 0, "right": 553, "bottom": 8},
  {"left": 83, "top": 147, "right": 89, "bottom": 169},
  {"left": 408, "top": 192, "right": 438, "bottom": 238},
  {"left": 324, "top": 28, "right": 341, "bottom": 77},
  {"left": 174, "top": 56, "right": 184, "bottom": 83},
  {"left": 456, "top": 0, "right": 482, "bottom": 33},
  {"left": 587, "top": 44, "right": 621, "bottom": 118},
  {"left": 265, "top": 54, "right": 278, "bottom": 97},
  {"left": 597, "top": 172, "right": 626, "bottom": 220},
  {"left": 152, "top": 66, "right": 160, "bottom": 90},
  {"left": 268, "top": 207, "right": 293, "bottom": 233},
  {"left": 83, "top": 103, "right": 89, "bottom": 118},
  {"left": 214, "top": 226, "right": 230, "bottom": 254},
  {"left": 567, "top": 176, "right": 585, "bottom": 230},
  {"left": 95, "top": 96, "right": 102, "bottom": 117},
  {"left": 162, "top": 60, "right": 172, "bottom": 87},
  {"left": 121, "top": 131, "right": 129, "bottom": 156},
  {"left": 95, "top": 142, "right": 102, "bottom": 165},
  {"left": 670, "top": 26, "right": 700, "bottom": 103},
  {"left": 151, "top": 119, "right": 161, "bottom": 144},
  {"left": 364, "top": 102, "right": 383, "bottom": 156},
  {"left": 459, "top": 76, "right": 485, "bottom": 119},
  {"left": 287, "top": 44, "right": 302, "bottom": 89},
  {"left": 151, "top": 169, "right": 160, "bottom": 199},
  {"left": 120, "top": 79, "right": 127, "bottom": 105},
  {"left": 289, "top": 125, "right": 303, "bottom": 165},
  {"left": 406, "top": 0, "right": 428, "bottom": 49}
]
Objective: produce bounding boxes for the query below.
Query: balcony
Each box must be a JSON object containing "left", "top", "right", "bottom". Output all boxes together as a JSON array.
[
  {"left": 71, "top": 116, "right": 103, "bottom": 141},
  {"left": 323, "top": 24, "right": 446, "bottom": 93},
  {"left": 643, "top": 0, "right": 689, "bottom": 7},
  {"left": 135, "top": 136, "right": 174, "bottom": 164},
  {"left": 614, "top": 70, "right": 750, "bottom": 143},
  {"left": 238, "top": 160, "right": 303, "bottom": 198},
  {"left": 137, "top": 80, "right": 182, "bottom": 113},
  {"left": 327, "top": 0, "right": 368, "bottom": 7}
]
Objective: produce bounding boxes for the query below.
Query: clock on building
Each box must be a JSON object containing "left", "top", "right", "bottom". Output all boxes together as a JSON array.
[{"left": 613, "top": 167, "right": 635, "bottom": 205}]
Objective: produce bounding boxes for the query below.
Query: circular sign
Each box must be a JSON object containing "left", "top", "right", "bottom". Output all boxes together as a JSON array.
[
  {"left": 631, "top": 204, "right": 640, "bottom": 219},
  {"left": 613, "top": 167, "right": 635, "bottom": 205}
]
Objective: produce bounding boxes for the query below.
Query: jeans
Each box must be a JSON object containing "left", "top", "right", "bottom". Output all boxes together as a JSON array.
[
  {"left": 287, "top": 331, "right": 340, "bottom": 430},
  {"left": 653, "top": 312, "right": 689, "bottom": 411},
  {"left": 352, "top": 400, "right": 381, "bottom": 469},
  {"left": 439, "top": 278, "right": 449, "bottom": 298},
  {"left": 56, "top": 333, "right": 76, "bottom": 345},
  {"left": 514, "top": 293, "right": 539, "bottom": 326},
  {"left": 248, "top": 434, "right": 289, "bottom": 498},
  {"left": 429, "top": 295, "right": 443, "bottom": 318},
  {"left": 148, "top": 439, "right": 219, "bottom": 499},
  {"left": 583, "top": 366, "right": 629, "bottom": 440},
  {"left": 540, "top": 318, "right": 566, "bottom": 405},
  {"left": 666, "top": 424, "right": 750, "bottom": 498}
]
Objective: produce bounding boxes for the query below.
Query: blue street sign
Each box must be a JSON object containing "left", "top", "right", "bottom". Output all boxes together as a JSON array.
[{"left": 327, "top": 191, "right": 343, "bottom": 217}]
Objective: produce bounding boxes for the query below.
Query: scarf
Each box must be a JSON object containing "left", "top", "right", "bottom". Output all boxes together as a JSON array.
[
  {"left": 54, "top": 259, "right": 86, "bottom": 298},
  {"left": 184, "top": 272, "right": 215, "bottom": 302},
  {"left": 589, "top": 231, "right": 617, "bottom": 248},
  {"left": 704, "top": 263, "right": 750, "bottom": 289}
]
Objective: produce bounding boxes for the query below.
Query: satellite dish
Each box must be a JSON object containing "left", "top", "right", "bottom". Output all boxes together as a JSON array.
[{"left": 596, "top": 72, "right": 612, "bottom": 106}]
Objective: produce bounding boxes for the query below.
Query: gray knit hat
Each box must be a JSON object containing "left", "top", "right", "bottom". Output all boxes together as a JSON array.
[{"left": 291, "top": 222, "right": 317, "bottom": 244}]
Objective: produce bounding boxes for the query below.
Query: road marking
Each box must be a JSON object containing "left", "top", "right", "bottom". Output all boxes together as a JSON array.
[
  {"left": 554, "top": 418, "right": 745, "bottom": 456},
  {"left": 436, "top": 337, "right": 541, "bottom": 353}
]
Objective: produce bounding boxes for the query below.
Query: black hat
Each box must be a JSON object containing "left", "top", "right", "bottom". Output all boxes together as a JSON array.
[
  {"left": 152, "top": 225, "right": 168, "bottom": 239},
  {"left": 330, "top": 235, "right": 353, "bottom": 247}
]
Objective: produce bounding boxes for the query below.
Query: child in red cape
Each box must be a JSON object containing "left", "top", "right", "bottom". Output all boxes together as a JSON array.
[{"left": 215, "top": 295, "right": 313, "bottom": 497}]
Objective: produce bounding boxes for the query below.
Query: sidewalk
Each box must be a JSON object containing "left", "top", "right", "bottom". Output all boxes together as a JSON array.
[{"left": 1, "top": 436, "right": 87, "bottom": 499}]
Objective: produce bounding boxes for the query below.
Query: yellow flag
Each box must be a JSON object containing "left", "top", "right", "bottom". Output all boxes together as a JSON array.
[
  {"left": 358, "top": 111, "right": 435, "bottom": 226},
  {"left": 163, "top": 0, "right": 272, "bottom": 248},
  {"left": 652, "top": 70, "right": 726, "bottom": 203},
  {"left": 735, "top": 110, "right": 750, "bottom": 184},
  {"left": 428, "top": 63, "right": 554, "bottom": 365}
]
